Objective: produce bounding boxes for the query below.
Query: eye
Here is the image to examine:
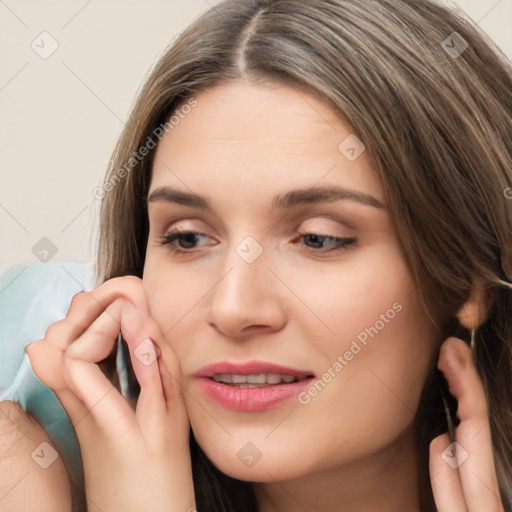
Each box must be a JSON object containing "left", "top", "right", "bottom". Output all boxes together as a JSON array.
[
  {"left": 157, "top": 229, "right": 213, "bottom": 253},
  {"left": 297, "top": 233, "right": 357, "bottom": 253},
  {"left": 157, "top": 229, "right": 357, "bottom": 255}
]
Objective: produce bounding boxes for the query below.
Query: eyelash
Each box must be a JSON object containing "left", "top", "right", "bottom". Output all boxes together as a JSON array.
[{"left": 157, "top": 229, "right": 357, "bottom": 255}]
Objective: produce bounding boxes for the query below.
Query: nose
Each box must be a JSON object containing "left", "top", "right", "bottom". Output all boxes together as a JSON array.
[{"left": 207, "top": 244, "right": 287, "bottom": 339}]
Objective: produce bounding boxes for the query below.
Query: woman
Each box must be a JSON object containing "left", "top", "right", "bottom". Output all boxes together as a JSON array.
[{"left": 4, "top": 0, "right": 512, "bottom": 510}]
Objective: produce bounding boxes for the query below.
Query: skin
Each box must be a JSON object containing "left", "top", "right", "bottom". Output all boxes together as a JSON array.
[
  {"left": 15, "top": 79, "right": 504, "bottom": 512},
  {"left": 0, "top": 401, "right": 72, "bottom": 512},
  {"left": 142, "top": 79, "right": 443, "bottom": 510}
]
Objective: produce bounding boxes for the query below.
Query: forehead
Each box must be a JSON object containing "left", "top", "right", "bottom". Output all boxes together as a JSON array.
[{"left": 149, "top": 79, "right": 384, "bottom": 205}]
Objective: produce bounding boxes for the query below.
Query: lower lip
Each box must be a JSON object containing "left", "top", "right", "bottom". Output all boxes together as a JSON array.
[{"left": 198, "top": 377, "right": 314, "bottom": 412}]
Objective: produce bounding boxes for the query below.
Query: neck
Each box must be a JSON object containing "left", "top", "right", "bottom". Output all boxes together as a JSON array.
[{"left": 252, "top": 426, "right": 430, "bottom": 512}]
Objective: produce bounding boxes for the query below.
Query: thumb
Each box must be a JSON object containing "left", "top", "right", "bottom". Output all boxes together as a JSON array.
[{"left": 27, "top": 339, "right": 66, "bottom": 392}]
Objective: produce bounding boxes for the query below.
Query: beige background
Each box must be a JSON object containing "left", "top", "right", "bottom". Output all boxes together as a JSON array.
[{"left": 1, "top": 0, "right": 511, "bottom": 275}]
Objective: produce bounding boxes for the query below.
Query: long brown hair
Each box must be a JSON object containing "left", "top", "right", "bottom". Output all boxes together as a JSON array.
[{"left": 95, "top": 0, "right": 512, "bottom": 509}]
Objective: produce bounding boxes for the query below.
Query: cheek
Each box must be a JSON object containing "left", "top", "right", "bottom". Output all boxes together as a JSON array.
[
  {"left": 277, "top": 241, "right": 418, "bottom": 347},
  {"left": 292, "top": 247, "right": 436, "bottom": 423},
  {"left": 142, "top": 241, "right": 438, "bottom": 480},
  {"left": 275, "top": 264, "right": 436, "bottom": 474},
  {"left": 292, "top": 289, "right": 435, "bottom": 470},
  {"left": 142, "top": 254, "right": 212, "bottom": 359}
]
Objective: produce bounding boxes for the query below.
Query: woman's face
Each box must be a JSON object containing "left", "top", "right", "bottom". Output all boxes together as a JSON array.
[{"left": 143, "top": 79, "right": 438, "bottom": 482}]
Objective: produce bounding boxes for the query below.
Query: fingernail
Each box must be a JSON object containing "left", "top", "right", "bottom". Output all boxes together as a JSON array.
[{"left": 133, "top": 337, "right": 161, "bottom": 366}]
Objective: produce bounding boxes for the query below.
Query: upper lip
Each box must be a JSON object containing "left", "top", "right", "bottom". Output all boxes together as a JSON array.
[{"left": 194, "top": 360, "right": 316, "bottom": 379}]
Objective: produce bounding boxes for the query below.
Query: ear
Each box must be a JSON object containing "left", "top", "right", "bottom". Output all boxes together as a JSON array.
[{"left": 455, "top": 277, "right": 490, "bottom": 330}]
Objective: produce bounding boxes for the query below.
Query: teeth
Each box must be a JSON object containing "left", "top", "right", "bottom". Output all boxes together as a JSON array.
[
  {"left": 247, "top": 374, "right": 266, "bottom": 384},
  {"left": 266, "top": 373, "right": 282, "bottom": 384},
  {"left": 211, "top": 373, "right": 299, "bottom": 386},
  {"left": 212, "top": 374, "right": 233, "bottom": 383}
]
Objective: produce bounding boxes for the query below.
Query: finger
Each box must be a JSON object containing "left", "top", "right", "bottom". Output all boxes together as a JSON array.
[
  {"left": 29, "top": 299, "right": 142, "bottom": 438},
  {"left": 32, "top": 277, "right": 174, "bottom": 439},
  {"left": 28, "top": 281, "right": 144, "bottom": 391},
  {"left": 430, "top": 433, "right": 468, "bottom": 512},
  {"left": 26, "top": 339, "right": 119, "bottom": 437},
  {"left": 31, "top": 298, "right": 123, "bottom": 408},
  {"left": 64, "top": 299, "right": 124, "bottom": 362},
  {"left": 438, "top": 337, "right": 504, "bottom": 511},
  {"left": 65, "top": 294, "right": 166, "bottom": 401},
  {"left": 155, "top": 358, "right": 191, "bottom": 449},
  {"left": 112, "top": 303, "right": 189, "bottom": 445},
  {"left": 28, "top": 279, "right": 169, "bottom": 444},
  {"left": 62, "top": 356, "right": 136, "bottom": 438},
  {"left": 27, "top": 338, "right": 67, "bottom": 392},
  {"left": 159, "top": 349, "right": 186, "bottom": 412},
  {"left": 27, "top": 333, "right": 135, "bottom": 438},
  {"left": 134, "top": 354, "right": 168, "bottom": 447},
  {"left": 66, "top": 298, "right": 166, "bottom": 435},
  {"left": 44, "top": 276, "right": 151, "bottom": 351},
  {"left": 122, "top": 322, "right": 167, "bottom": 436},
  {"left": 76, "top": 298, "right": 170, "bottom": 439}
]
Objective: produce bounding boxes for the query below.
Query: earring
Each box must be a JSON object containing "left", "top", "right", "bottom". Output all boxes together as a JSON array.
[
  {"left": 470, "top": 328, "right": 476, "bottom": 351},
  {"left": 117, "top": 332, "right": 130, "bottom": 399},
  {"left": 440, "top": 384, "right": 456, "bottom": 443}
]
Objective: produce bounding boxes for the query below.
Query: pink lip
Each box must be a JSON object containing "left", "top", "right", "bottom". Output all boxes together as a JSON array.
[
  {"left": 194, "top": 360, "right": 316, "bottom": 412},
  {"left": 194, "top": 360, "right": 315, "bottom": 379}
]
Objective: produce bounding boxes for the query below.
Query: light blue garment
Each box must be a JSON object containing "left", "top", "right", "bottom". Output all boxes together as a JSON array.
[{"left": 0, "top": 261, "right": 97, "bottom": 488}]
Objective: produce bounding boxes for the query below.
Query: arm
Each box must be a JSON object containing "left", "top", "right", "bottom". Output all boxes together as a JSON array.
[{"left": 0, "top": 400, "right": 73, "bottom": 512}]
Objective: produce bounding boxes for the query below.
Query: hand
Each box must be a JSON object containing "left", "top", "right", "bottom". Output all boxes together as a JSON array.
[
  {"left": 429, "top": 337, "right": 505, "bottom": 512},
  {"left": 27, "top": 276, "right": 196, "bottom": 512}
]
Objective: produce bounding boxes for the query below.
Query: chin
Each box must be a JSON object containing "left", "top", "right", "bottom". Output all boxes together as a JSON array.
[
  {"left": 194, "top": 435, "right": 312, "bottom": 483},
  {"left": 211, "top": 456, "right": 306, "bottom": 483}
]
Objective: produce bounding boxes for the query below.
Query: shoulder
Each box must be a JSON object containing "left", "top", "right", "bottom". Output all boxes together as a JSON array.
[
  {"left": 0, "top": 400, "right": 73, "bottom": 512},
  {"left": 0, "top": 400, "right": 33, "bottom": 438}
]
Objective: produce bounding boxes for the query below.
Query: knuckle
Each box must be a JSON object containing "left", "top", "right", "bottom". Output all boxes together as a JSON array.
[
  {"left": 68, "top": 290, "right": 87, "bottom": 310},
  {"left": 44, "top": 318, "right": 67, "bottom": 341},
  {"left": 68, "top": 291, "right": 101, "bottom": 321},
  {"left": 109, "top": 276, "right": 146, "bottom": 307},
  {"left": 45, "top": 293, "right": 92, "bottom": 341},
  {"left": 108, "top": 275, "right": 142, "bottom": 290},
  {"left": 90, "top": 320, "right": 120, "bottom": 341},
  {"left": 68, "top": 291, "right": 103, "bottom": 328},
  {"left": 122, "top": 274, "right": 143, "bottom": 286},
  {"left": 122, "top": 279, "right": 145, "bottom": 303},
  {"left": 94, "top": 275, "right": 145, "bottom": 308}
]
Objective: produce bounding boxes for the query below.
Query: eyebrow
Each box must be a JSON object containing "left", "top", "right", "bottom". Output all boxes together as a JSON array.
[{"left": 147, "top": 185, "right": 385, "bottom": 211}]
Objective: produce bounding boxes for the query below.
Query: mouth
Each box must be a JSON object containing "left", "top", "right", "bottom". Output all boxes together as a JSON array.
[
  {"left": 211, "top": 372, "right": 304, "bottom": 387},
  {"left": 194, "top": 361, "right": 316, "bottom": 411}
]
